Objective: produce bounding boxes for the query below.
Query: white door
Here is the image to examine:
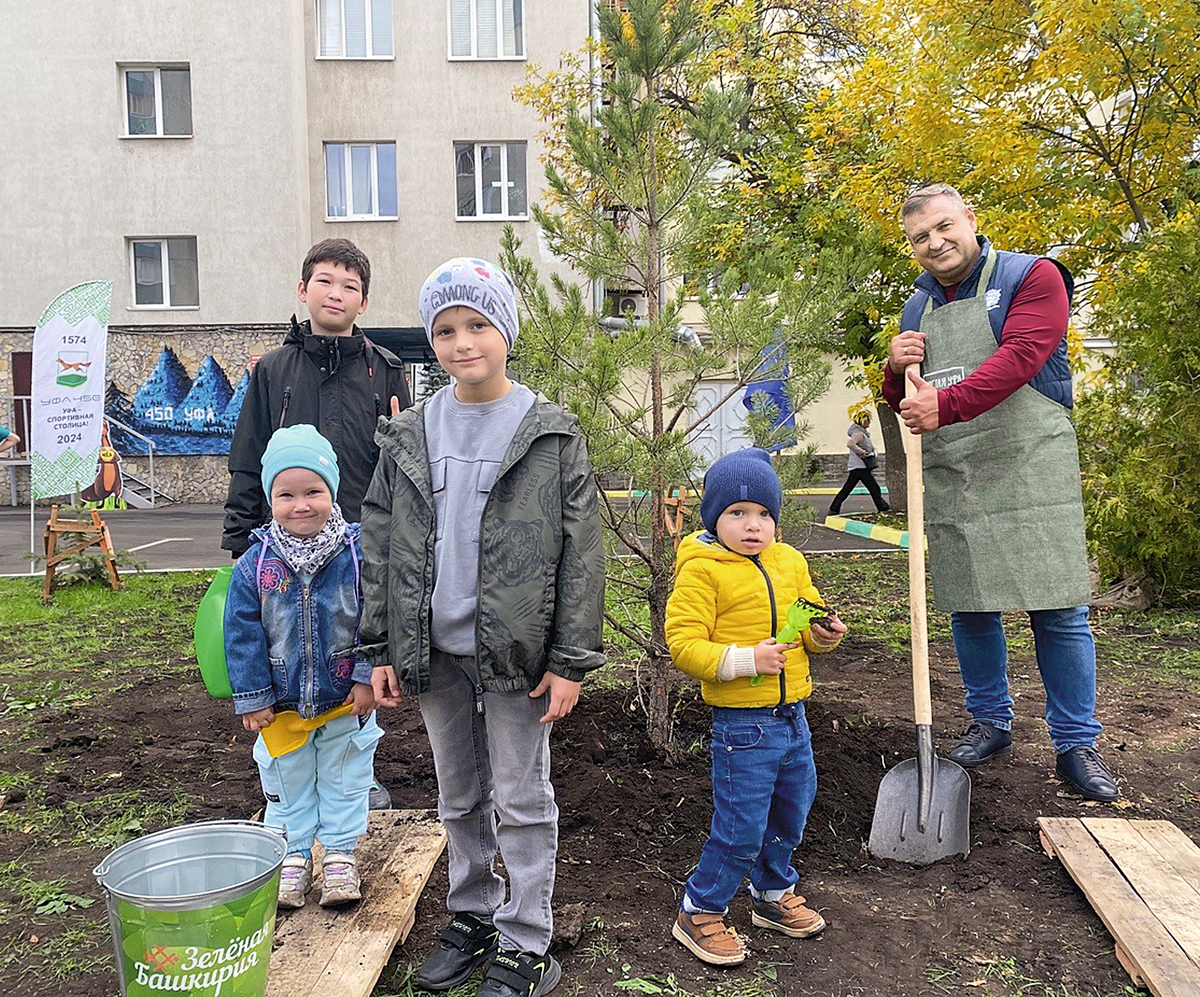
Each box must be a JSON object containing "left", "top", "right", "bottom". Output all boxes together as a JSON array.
[{"left": 690, "top": 380, "right": 753, "bottom": 464}]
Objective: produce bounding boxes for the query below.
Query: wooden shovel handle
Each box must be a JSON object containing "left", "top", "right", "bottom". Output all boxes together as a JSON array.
[{"left": 905, "top": 373, "right": 932, "bottom": 726}]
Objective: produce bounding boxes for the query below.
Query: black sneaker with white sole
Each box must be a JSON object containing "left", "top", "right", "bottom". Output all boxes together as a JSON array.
[
  {"left": 413, "top": 913, "right": 499, "bottom": 991},
  {"left": 477, "top": 949, "right": 561, "bottom": 997}
]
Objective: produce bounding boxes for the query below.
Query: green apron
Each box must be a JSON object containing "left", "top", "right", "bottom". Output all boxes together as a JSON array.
[{"left": 919, "top": 250, "right": 1089, "bottom": 612}]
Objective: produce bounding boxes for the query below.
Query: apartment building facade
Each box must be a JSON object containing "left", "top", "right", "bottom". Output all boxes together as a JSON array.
[{"left": 0, "top": 0, "right": 592, "bottom": 502}]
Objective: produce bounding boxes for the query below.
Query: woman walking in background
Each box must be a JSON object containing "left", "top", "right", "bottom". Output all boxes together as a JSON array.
[{"left": 829, "top": 412, "right": 889, "bottom": 516}]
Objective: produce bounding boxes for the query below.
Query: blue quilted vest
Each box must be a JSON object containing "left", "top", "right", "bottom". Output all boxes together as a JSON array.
[{"left": 900, "top": 237, "right": 1075, "bottom": 408}]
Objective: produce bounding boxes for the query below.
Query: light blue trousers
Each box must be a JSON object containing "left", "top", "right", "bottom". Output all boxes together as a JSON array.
[{"left": 253, "top": 711, "right": 383, "bottom": 853}]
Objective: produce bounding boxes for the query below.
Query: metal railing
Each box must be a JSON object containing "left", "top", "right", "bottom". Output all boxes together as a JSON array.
[
  {"left": 2, "top": 396, "right": 157, "bottom": 507},
  {"left": 1, "top": 394, "right": 29, "bottom": 454},
  {"left": 2, "top": 395, "right": 30, "bottom": 508},
  {"left": 105, "top": 414, "right": 157, "bottom": 507}
]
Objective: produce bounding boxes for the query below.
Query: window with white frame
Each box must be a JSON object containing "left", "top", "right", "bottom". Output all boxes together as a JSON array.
[
  {"left": 123, "top": 66, "right": 192, "bottom": 136},
  {"left": 454, "top": 142, "right": 528, "bottom": 219},
  {"left": 325, "top": 142, "right": 398, "bottom": 219},
  {"left": 317, "top": 0, "right": 394, "bottom": 58},
  {"left": 129, "top": 238, "right": 199, "bottom": 307},
  {"left": 448, "top": 0, "right": 523, "bottom": 59}
]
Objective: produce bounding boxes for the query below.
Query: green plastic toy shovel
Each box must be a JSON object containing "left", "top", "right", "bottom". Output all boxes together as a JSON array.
[
  {"left": 260, "top": 703, "right": 354, "bottom": 757},
  {"left": 749, "top": 597, "right": 831, "bottom": 686}
]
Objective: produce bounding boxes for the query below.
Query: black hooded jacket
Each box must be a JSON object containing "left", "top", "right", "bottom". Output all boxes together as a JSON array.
[{"left": 221, "top": 316, "right": 412, "bottom": 556}]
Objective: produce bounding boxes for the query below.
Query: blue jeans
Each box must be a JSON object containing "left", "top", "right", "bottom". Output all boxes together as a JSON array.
[
  {"left": 951, "top": 606, "right": 1101, "bottom": 753},
  {"left": 685, "top": 703, "right": 816, "bottom": 913},
  {"left": 253, "top": 711, "right": 382, "bottom": 853}
]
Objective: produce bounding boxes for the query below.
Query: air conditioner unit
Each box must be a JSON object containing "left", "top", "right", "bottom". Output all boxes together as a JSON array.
[{"left": 612, "top": 292, "right": 648, "bottom": 319}]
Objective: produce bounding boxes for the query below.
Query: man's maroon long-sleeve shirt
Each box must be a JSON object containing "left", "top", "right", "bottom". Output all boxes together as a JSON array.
[{"left": 882, "top": 258, "right": 1069, "bottom": 425}]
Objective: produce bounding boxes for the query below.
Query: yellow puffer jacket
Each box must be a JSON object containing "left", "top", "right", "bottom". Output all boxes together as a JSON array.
[{"left": 665, "top": 530, "right": 830, "bottom": 708}]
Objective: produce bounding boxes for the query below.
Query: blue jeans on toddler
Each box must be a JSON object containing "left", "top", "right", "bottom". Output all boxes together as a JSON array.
[
  {"left": 684, "top": 702, "right": 816, "bottom": 914},
  {"left": 252, "top": 710, "right": 383, "bottom": 854},
  {"left": 951, "top": 606, "right": 1101, "bottom": 753}
]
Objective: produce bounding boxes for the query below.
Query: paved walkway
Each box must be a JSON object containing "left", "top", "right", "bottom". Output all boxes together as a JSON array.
[
  {"left": 1, "top": 504, "right": 229, "bottom": 575},
  {"left": 1, "top": 486, "right": 900, "bottom": 576}
]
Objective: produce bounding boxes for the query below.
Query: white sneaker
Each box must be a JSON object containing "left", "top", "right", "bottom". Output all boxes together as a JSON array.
[
  {"left": 319, "top": 851, "right": 361, "bottom": 906},
  {"left": 277, "top": 853, "right": 313, "bottom": 909}
]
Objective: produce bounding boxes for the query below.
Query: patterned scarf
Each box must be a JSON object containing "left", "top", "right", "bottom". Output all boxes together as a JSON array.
[{"left": 268, "top": 504, "right": 348, "bottom": 576}]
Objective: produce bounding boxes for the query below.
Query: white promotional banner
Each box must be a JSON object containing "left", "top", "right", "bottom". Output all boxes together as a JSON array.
[{"left": 31, "top": 281, "right": 113, "bottom": 499}]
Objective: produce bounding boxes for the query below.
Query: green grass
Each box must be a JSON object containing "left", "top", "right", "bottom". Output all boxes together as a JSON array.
[
  {"left": 923, "top": 958, "right": 1142, "bottom": 996},
  {"left": 0, "top": 861, "right": 96, "bottom": 921},
  {"left": 806, "top": 552, "right": 956, "bottom": 651},
  {"left": 808, "top": 554, "right": 1200, "bottom": 688},
  {"left": 0, "top": 859, "right": 109, "bottom": 987},
  {"left": 0, "top": 571, "right": 211, "bottom": 700},
  {"left": 0, "top": 925, "right": 111, "bottom": 987},
  {"left": 0, "top": 784, "right": 193, "bottom": 850},
  {"left": 374, "top": 963, "right": 484, "bottom": 997},
  {"left": 1091, "top": 607, "right": 1200, "bottom": 690}
]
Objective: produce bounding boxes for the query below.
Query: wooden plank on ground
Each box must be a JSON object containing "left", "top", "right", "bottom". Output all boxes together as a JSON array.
[
  {"left": 1038, "top": 817, "right": 1200, "bottom": 997},
  {"left": 1133, "top": 820, "right": 1200, "bottom": 892},
  {"left": 1084, "top": 818, "right": 1200, "bottom": 968},
  {"left": 266, "top": 809, "right": 446, "bottom": 997}
]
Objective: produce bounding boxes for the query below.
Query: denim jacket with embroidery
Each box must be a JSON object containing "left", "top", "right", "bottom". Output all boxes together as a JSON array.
[{"left": 224, "top": 523, "right": 372, "bottom": 717}]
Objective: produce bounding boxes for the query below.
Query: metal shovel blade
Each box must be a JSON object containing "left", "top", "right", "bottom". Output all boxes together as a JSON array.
[{"left": 868, "top": 726, "right": 971, "bottom": 865}]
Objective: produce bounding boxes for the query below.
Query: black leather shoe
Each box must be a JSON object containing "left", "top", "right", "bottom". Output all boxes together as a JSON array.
[
  {"left": 414, "top": 913, "right": 499, "bottom": 991},
  {"left": 947, "top": 720, "right": 1012, "bottom": 768},
  {"left": 1056, "top": 745, "right": 1119, "bottom": 802},
  {"left": 478, "top": 950, "right": 561, "bottom": 997}
]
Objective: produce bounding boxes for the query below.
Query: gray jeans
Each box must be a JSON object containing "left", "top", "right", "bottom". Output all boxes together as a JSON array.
[{"left": 419, "top": 649, "right": 558, "bottom": 954}]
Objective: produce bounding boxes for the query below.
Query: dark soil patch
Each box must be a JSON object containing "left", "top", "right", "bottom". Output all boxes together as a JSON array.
[{"left": 2, "top": 634, "right": 1198, "bottom": 996}]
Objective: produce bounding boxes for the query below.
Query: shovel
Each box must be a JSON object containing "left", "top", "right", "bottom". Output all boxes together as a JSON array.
[
  {"left": 868, "top": 380, "right": 971, "bottom": 865},
  {"left": 260, "top": 703, "right": 354, "bottom": 758}
]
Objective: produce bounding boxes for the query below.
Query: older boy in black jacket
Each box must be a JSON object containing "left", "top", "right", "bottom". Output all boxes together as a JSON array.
[{"left": 222, "top": 238, "right": 410, "bottom": 557}]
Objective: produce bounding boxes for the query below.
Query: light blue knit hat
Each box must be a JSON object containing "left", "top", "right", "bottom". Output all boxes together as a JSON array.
[{"left": 261, "top": 424, "right": 340, "bottom": 499}]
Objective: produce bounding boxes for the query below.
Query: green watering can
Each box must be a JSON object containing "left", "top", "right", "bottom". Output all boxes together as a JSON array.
[
  {"left": 749, "top": 597, "right": 831, "bottom": 686},
  {"left": 194, "top": 566, "right": 234, "bottom": 699}
]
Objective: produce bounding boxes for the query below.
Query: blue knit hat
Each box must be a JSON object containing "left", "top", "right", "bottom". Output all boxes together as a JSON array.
[
  {"left": 261, "top": 424, "right": 340, "bottom": 499},
  {"left": 418, "top": 258, "right": 519, "bottom": 350},
  {"left": 700, "top": 448, "right": 782, "bottom": 533}
]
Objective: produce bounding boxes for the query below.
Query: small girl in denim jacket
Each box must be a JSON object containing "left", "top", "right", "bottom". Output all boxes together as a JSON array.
[{"left": 225, "top": 424, "right": 380, "bottom": 909}]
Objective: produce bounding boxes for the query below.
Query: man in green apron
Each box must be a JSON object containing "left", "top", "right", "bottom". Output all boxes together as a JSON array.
[{"left": 882, "top": 183, "right": 1118, "bottom": 802}]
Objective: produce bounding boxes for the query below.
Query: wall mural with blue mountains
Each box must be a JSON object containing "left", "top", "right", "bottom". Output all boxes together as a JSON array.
[{"left": 106, "top": 346, "right": 246, "bottom": 455}]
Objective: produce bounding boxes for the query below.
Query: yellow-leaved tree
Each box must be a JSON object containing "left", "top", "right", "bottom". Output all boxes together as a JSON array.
[{"left": 812, "top": 0, "right": 1200, "bottom": 278}]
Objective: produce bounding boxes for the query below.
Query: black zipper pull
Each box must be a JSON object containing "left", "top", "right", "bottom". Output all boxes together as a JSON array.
[
  {"left": 278, "top": 386, "right": 293, "bottom": 429},
  {"left": 475, "top": 684, "right": 486, "bottom": 716}
]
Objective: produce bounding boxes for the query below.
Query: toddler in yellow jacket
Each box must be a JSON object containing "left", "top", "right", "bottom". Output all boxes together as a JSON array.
[{"left": 666, "top": 448, "right": 847, "bottom": 966}]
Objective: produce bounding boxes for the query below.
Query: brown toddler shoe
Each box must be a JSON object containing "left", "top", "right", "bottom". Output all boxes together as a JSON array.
[
  {"left": 672, "top": 910, "right": 747, "bottom": 965},
  {"left": 749, "top": 891, "right": 825, "bottom": 938}
]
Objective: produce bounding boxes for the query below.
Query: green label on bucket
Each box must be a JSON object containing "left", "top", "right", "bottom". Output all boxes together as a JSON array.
[{"left": 115, "top": 872, "right": 279, "bottom": 997}]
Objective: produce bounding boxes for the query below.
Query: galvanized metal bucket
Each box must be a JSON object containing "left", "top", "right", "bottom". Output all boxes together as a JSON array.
[{"left": 94, "top": 820, "right": 286, "bottom": 997}]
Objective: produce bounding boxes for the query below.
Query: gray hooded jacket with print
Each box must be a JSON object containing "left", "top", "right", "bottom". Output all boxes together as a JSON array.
[{"left": 354, "top": 395, "right": 605, "bottom": 694}]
